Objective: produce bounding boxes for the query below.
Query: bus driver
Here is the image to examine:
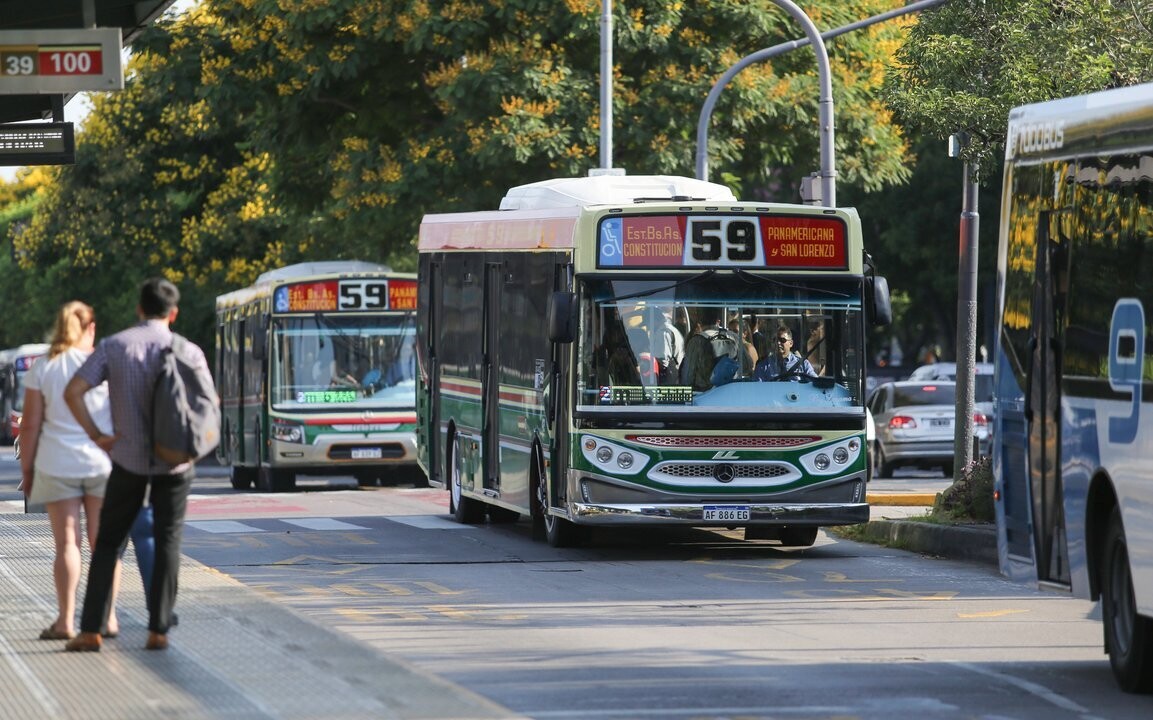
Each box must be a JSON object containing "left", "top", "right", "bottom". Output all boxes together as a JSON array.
[{"left": 753, "top": 327, "right": 816, "bottom": 382}]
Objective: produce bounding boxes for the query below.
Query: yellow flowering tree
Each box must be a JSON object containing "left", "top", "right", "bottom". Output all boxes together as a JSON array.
[{"left": 10, "top": 0, "right": 913, "bottom": 347}]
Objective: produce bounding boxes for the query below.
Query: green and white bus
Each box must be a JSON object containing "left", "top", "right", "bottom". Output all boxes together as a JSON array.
[
  {"left": 216, "top": 261, "right": 421, "bottom": 492},
  {"left": 416, "top": 175, "right": 891, "bottom": 546}
]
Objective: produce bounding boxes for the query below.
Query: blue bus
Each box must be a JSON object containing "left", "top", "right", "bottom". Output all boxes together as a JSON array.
[{"left": 993, "top": 82, "right": 1153, "bottom": 693}]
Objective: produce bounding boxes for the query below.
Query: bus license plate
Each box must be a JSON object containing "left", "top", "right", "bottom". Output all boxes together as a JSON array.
[
  {"left": 703, "top": 505, "right": 749, "bottom": 522},
  {"left": 352, "top": 448, "right": 382, "bottom": 459}
]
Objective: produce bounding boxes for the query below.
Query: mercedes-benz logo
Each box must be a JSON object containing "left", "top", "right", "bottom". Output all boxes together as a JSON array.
[{"left": 714, "top": 463, "right": 736, "bottom": 483}]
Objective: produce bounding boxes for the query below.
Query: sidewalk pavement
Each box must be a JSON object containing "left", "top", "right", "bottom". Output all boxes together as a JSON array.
[{"left": 0, "top": 512, "right": 524, "bottom": 720}]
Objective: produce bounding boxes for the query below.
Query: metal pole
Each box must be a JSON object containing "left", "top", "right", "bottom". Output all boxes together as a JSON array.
[
  {"left": 694, "top": 0, "right": 948, "bottom": 198},
  {"left": 599, "top": 0, "right": 613, "bottom": 170},
  {"left": 953, "top": 144, "right": 979, "bottom": 479}
]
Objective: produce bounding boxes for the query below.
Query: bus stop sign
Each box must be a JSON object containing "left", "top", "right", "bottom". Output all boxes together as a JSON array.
[{"left": 0, "top": 28, "right": 123, "bottom": 93}]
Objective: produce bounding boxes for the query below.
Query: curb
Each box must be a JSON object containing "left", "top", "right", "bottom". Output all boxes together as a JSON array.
[
  {"left": 862, "top": 519, "right": 998, "bottom": 565},
  {"left": 866, "top": 492, "right": 938, "bottom": 507}
]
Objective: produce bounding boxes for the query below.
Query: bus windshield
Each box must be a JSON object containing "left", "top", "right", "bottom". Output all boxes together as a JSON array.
[
  {"left": 576, "top": 275, "right": 865, "bottom": 413},
  {"left": 270, "top": 315, "right": 416, "bottom": 411}
]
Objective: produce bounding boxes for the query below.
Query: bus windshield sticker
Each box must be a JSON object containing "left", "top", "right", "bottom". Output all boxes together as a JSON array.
[
  {"left": 297, "top": 390, "right": 359, "bottom": 404},
  {"left": 597, "top": 214, "right": 847, "bottom": 269}
]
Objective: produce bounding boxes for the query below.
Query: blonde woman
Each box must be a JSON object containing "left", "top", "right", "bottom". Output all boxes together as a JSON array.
[{"left": 19, "top": 301, "right": 121, "bottom": 640}]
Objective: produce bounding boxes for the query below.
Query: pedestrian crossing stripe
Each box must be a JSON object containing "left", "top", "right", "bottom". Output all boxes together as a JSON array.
[{"left": 185, "top": 516, "right": 473, "bottom": 534}]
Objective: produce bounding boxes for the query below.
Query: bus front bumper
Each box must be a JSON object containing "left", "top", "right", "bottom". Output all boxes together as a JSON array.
[{"left": 570, "top": 501, "right": 869, "bottom": 527}]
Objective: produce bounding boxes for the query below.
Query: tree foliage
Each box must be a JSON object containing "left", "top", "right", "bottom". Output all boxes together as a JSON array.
[
  {"left": 885, "top": 0, "right": 1153, "bottom": 176},
  {"left": 4, "top": 0, "right": 914, "bottom": 348}
]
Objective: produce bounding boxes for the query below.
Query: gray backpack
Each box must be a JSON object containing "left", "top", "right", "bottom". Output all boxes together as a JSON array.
[{"left": 152, "top": 335, "right": 221, "bottom": 466}]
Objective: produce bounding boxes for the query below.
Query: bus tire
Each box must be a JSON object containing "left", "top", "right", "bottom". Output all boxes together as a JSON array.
[
  {"left": 778, "top": 526, "right": 819, "bottom": 547},
  {"left": 1101, "top": 506, "right": 1153, "bottom": 693},
  {"left": 355, "top": 472, "right": 380, "bottom": 487},
  {"left": 449, "top": 436, "right": 484, "bottom": 524},
  {"left": 230, "top": 466, "right": 255, "bottom": 490},
  {"left": 530, "top": 444, "right": 582, "bottom": 547},
  {"left": 257, "top": 467, "right": 296, "bottom": 493}
]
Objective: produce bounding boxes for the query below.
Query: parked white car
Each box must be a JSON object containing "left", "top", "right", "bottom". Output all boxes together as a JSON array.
[{"left": 867, "top": 380, "right": 989, "bottom": 477}]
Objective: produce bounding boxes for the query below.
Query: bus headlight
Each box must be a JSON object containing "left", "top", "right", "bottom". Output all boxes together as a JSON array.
[
  {"left": 271, "top": 420, "right": 304, "bottom": 444},
  {"left": 800, "top": 438, "right": 862, "bottom": 475},
  {"left": 580, "top": 435, "right": 649, "bottom": 476}
]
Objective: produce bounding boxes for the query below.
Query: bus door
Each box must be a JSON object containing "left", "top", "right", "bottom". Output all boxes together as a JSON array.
[
  {"left": 418, "top": 260, "right": 440, "bottom": 486},
  {"left": 482, "top": 262, "right": 503, "bottom": 493},
  {"left": 1026, "top": 214, "right": 1070, "bottom": 585}
]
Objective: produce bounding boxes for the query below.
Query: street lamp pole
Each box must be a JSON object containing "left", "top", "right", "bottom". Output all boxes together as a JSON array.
[{"left": 694, "top": 0, "right": 949, "bottom": 203}]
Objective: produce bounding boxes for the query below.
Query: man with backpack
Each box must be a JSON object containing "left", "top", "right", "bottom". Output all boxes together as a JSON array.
[
  {"left": 679, "top": 308, "right": 742, "bottom": 391},
  {"left": 62, "top": 278, "right": 215, "bottom": 653}
]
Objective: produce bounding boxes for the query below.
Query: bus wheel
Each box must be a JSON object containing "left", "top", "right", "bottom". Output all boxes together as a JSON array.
[
  {"left": 1101, "top": 506, "right": 1153, "bottom": 693},
  {"left": 449, "top": 438, "right": 484, "bottom": 524},
  {"left": 230, "top": 466, "right": 255, "bottom": 490},
  {"left": 257, "top": 467, "right": 296, "bottom": 493},
  {"left": 778, "top": 526, "right": 819, "bottom": 547},
  {"left": 533, "top": 469, "right": 583, "bottom": 548},
  {"left": 355, "top": 472, "right": 380, "bottom": 488}
]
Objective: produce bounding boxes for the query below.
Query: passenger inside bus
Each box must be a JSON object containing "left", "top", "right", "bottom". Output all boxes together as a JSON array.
[{"left": 596, "top": 316, "right": 641, "bottom": 387}]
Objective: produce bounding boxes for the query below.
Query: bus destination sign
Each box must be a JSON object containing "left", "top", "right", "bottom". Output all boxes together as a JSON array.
[
  {"left": 274, "top": 278, "right": 417, "bottom": 313},
  {"left": 597, "top": 214, "right": 847, "bottom": 270}
]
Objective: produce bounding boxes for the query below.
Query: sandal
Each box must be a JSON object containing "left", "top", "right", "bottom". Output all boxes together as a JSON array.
[{"left": 39, "top": 625, "right": 76, "bottom": 641}]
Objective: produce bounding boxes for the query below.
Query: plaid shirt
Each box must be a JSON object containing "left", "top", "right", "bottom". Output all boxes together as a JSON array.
[{"left": 75, "top": 319, "right": 203, "bottom": 476}]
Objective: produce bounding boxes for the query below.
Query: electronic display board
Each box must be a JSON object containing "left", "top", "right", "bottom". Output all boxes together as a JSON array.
[
  {"left": 273, "top": 278, "right": 417, "bottom": 313},
  {"left": 597, "top": 213, "right": 848, "bottom": 270}
]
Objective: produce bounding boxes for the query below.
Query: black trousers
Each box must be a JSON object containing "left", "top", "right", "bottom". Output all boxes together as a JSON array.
[{"left": 80, "top": 463, "right": 193, "bottom": 635}]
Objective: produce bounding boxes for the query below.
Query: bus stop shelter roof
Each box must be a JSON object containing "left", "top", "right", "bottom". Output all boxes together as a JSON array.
[{"left": 0, "top": 0, "right": 177, "bottom": 124}]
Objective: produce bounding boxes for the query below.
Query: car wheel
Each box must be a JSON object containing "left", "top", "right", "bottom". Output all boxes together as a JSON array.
[{"left": 877, "top": 443, "right": 895, "bottom": 478}]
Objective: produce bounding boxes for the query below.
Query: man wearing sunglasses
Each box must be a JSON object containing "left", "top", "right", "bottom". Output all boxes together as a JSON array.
[{"left": 753, "top": 327, "right": 817, "bottom": 382}]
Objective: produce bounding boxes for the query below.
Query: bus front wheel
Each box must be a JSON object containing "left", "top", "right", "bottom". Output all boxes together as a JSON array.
[
  {"left": 230, "top": 465, "right": 255, "bottom": 490},
  {"left": 449, "top": 437, "right": 484, "bottom": 524},
  {"left": 256, "top": 467, "right": 296, "bottom": 493},
  {"left": 531, "top": 452, "right": 582, "bottom": 548},
  {"left": 1101, "top": 506, "right": 1153, "bottom": 693},
  {"left": 779, "top": 526, "right": 819, "bottom": 547}
]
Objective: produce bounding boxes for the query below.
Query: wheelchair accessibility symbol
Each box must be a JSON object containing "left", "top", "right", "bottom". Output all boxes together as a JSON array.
[{"left": 599, "top": 218, "right": 623, "bottom": 266}]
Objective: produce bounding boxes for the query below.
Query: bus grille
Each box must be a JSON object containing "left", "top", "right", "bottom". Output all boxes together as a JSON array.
[
  {"left": 628, "top": 435, "right": 819, "bottom": 448},
  {"left": 651, "top": 462, "right": 793, "bottom": 485}
]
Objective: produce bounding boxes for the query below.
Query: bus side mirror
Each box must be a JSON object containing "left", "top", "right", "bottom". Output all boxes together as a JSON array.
[
  {"left": 869, "top": 275, "right": 893, "bottom": 327},
  {"left": 548, "top": 292, "right": 577, "bottom": 343},
  {"left": 252, "top": 327, "right": 266, "bottom": 360}
]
